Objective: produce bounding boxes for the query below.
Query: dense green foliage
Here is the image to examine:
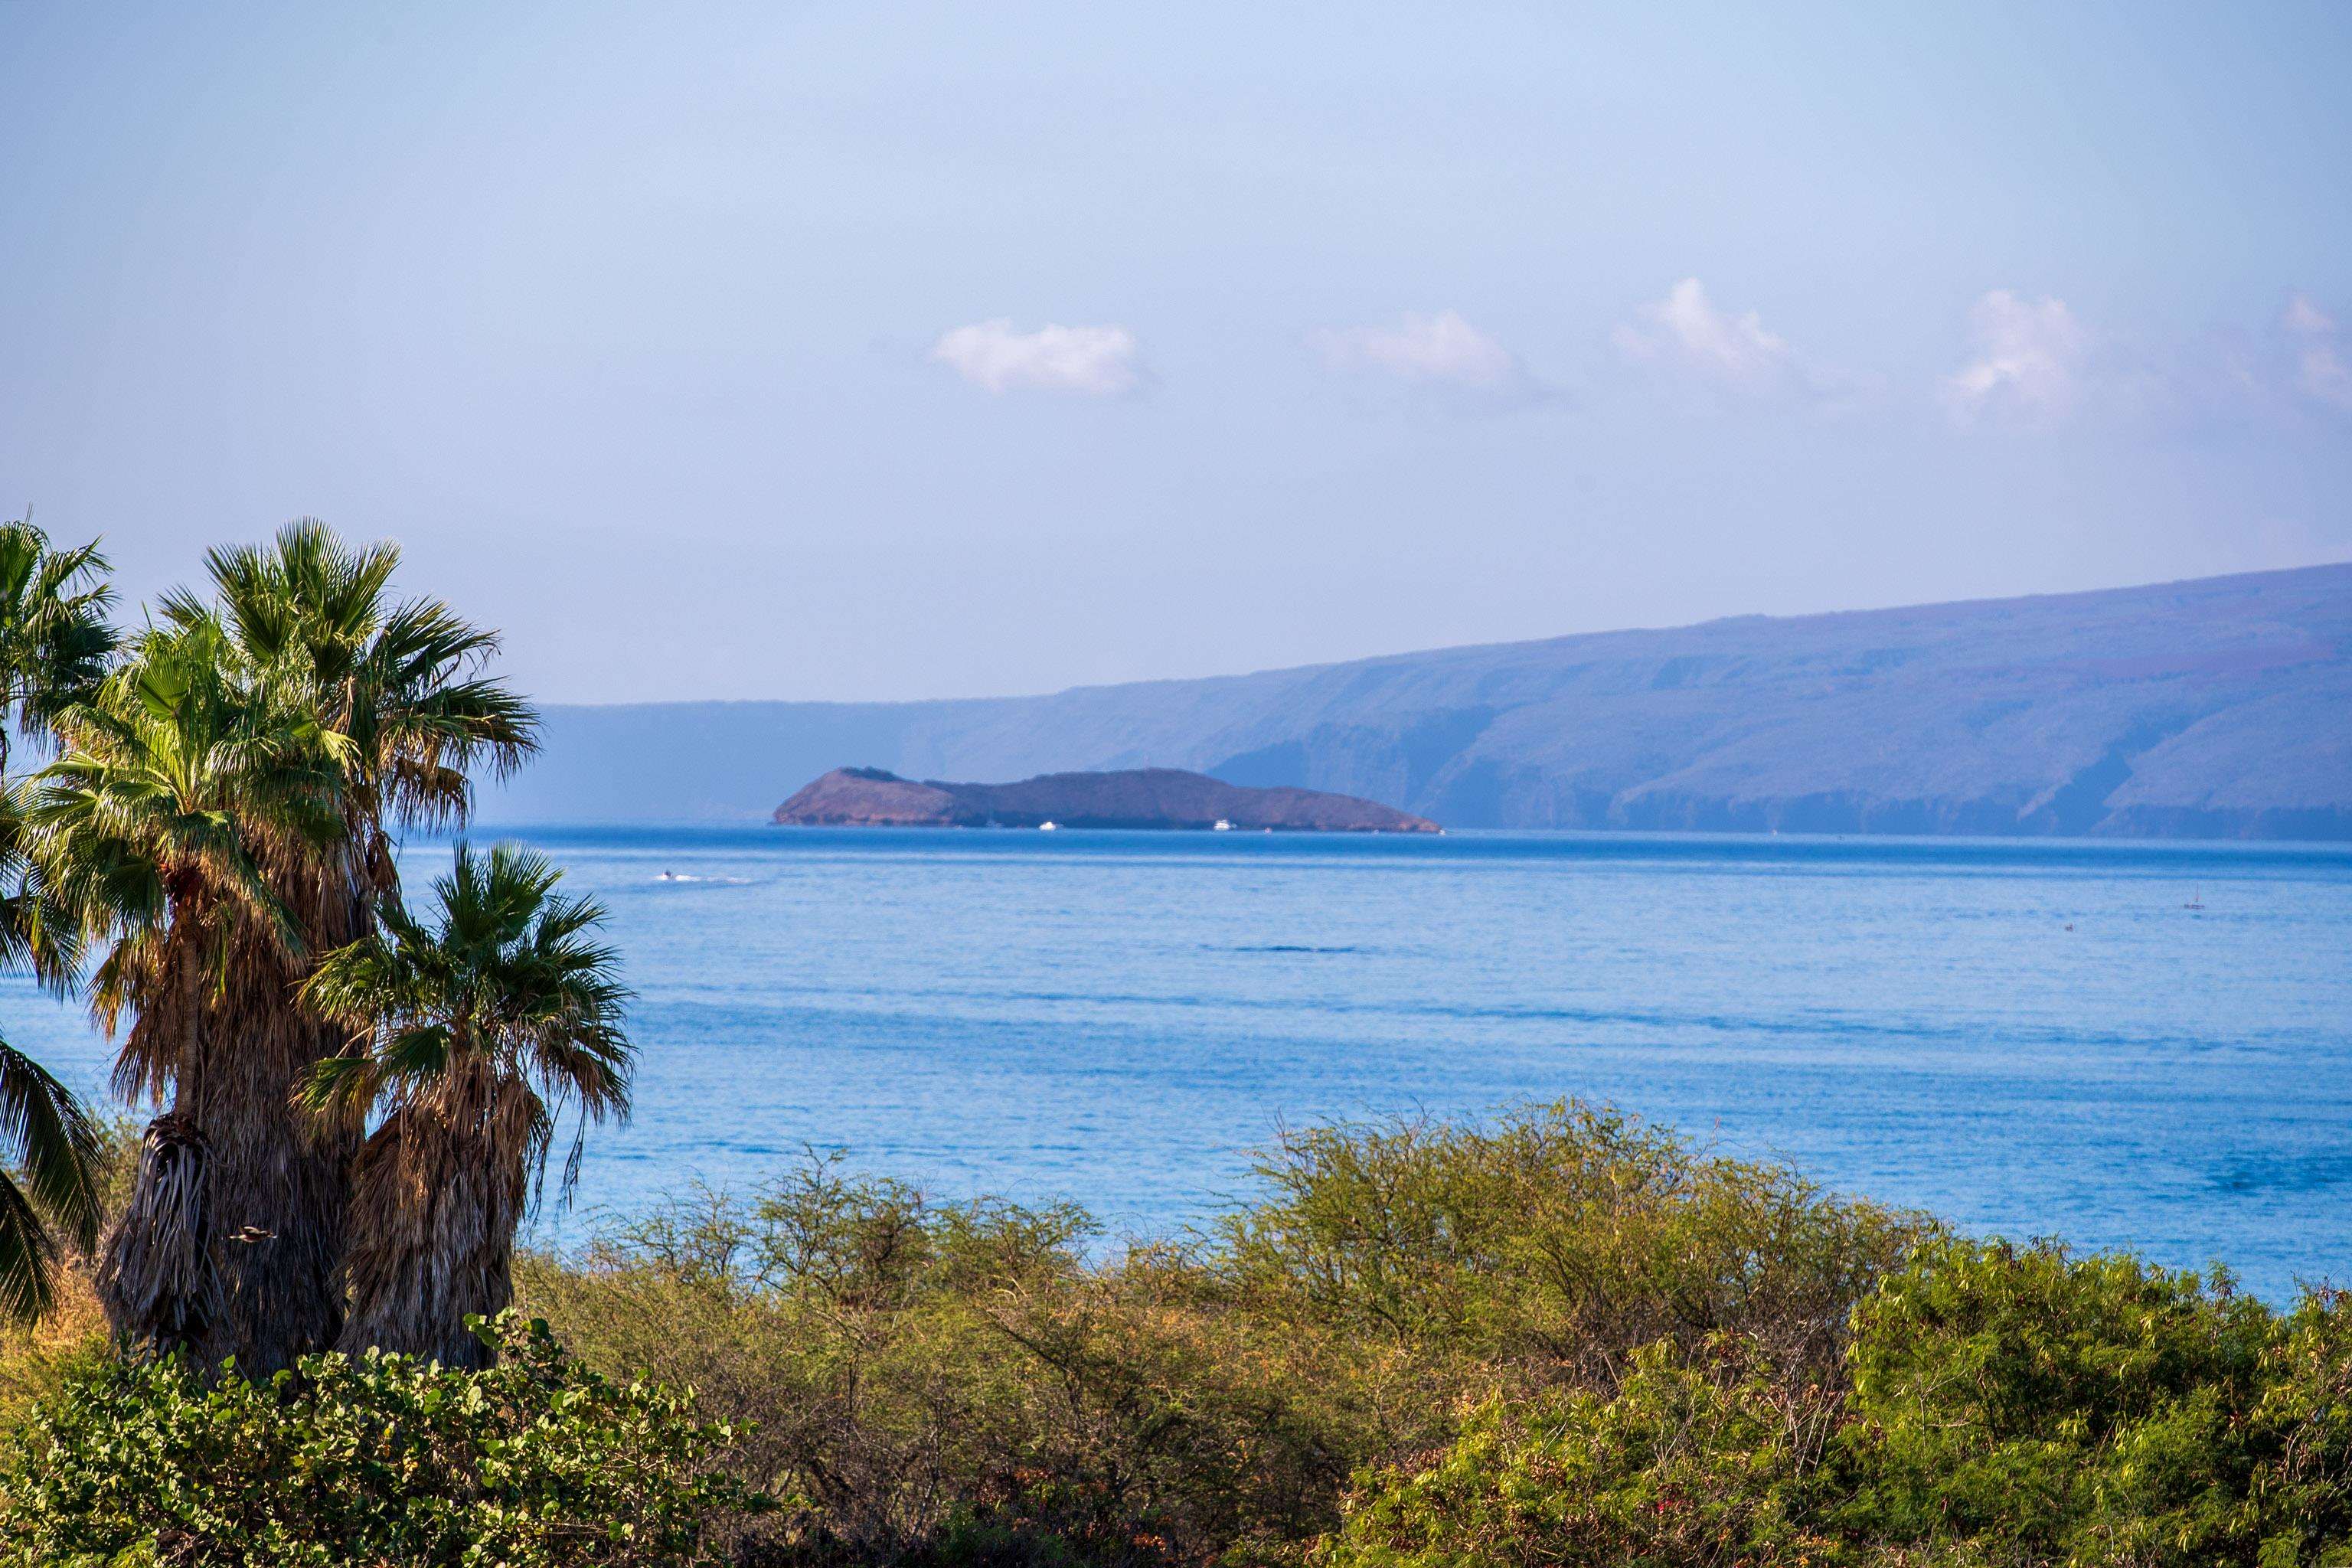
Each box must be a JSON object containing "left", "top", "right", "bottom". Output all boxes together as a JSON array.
[
  {"left": 3, "top": 1109, "right": 2346, "bottom": 1567},
  {"left": 0, "top": 1311, "right": 758, "bottom": 1566},
  {"left": 1836, "top": 1240, "right": 2352, "bottom": 1566},
  {"left": 1318, "top": 1240, "right": 2352, "bottom": 1568},
  {"left": 1315, "top": 1338, "right": 1841, "bottom": 1568},
  {"left": 514, "top": 1102, "right": 1926, "bottom": 1564}
]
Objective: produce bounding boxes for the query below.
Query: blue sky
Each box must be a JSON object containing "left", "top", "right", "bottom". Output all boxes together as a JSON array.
[{"left": 2, "top": 2, "right": 2347, "bottom": 702}]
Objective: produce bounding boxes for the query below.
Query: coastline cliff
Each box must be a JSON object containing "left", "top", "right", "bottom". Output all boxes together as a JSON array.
[{"left": 488, "top": 564, "right": 2352, "bottom": 841}]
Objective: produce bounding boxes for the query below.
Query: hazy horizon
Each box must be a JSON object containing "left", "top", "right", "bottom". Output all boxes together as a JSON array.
[{"left": 5, "top": 2, "right": 2350, "bottom": 706}]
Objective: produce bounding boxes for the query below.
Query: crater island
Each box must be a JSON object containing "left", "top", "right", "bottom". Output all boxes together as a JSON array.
[{"left": 774, "top": 766, "right": 1441, "bottom": 832}]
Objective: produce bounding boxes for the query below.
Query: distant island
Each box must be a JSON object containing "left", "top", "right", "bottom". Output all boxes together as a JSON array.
[{"left": 774, "top": 766, "right": 1442, "bottom": 832}]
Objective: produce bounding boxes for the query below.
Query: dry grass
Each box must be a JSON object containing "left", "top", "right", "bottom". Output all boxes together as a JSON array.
[
  {"left": 2, "top": 1116, "right": 136, "bottom": 1428},
  {"left": 0, "top": 1250, "right": 106, "bottom": 1431}
]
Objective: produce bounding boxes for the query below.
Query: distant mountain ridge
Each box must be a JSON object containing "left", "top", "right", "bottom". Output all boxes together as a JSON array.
[
  {"left": 482, "top": 563, "right": 2352, "bottom": 839},
  {"left": 773, "top": 766, "right": 1439, "bottom": 832}
]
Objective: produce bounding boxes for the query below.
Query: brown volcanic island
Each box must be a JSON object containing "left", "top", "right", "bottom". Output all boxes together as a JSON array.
[{"left": 775, "top": 766, "right": 1440, "bottom": 832}]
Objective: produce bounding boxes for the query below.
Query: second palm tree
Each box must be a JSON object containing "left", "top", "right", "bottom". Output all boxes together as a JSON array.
[{"left": 301, "top": 842, "right": 632, "bottom": 1367}]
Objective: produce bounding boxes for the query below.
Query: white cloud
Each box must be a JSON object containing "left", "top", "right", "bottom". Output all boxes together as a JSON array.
[
  {"left": 1612, "top": 278, "right": 1804, "bottom": 396},
  {"left": 1314, "top": 310, "right": 1527, "bottom": 391},
  {"left": 2283, "top": 295, "right": 2334, "bottom": 335},
  {"left": 2283, "top": 293, "right": 2351, "bottom": 410},
  {"left": 931, "top": 319, "right": 1141, "bottom": 395},
  {"left": 1944, "top": 290, "right": 2090, "bottom": 423}
]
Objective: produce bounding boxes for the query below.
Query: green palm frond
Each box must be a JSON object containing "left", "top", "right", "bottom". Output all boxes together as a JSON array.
[
  {"left": 28, "top": 619, "right": 349, "bottom": 1095},
  {"left": 0, "top": 1177, "right": 59, "bottom": 1322},
  {"left": 0, "top": 984, "right": 103, "bottom": 1322},
  {"left": 182, "top": 521, "right": 539, "bottom": 854},
  {"left": 0, "top": 518, "right": 117, "bottom": 776},
  {"left": 201, "top": 519, "right": 400, "bottom": 668},
  {"left": 0, "top": 516, "right": 113, "bottom": 1322},
  {"left": 0, "top": 780, "right": 84, "bottom": 994},
  {"left": 299, "top": 841, "right": 634, "bottom": 1207},
  {"left": 0, "top": 1038, "right": 103, "bottom": 1246}
]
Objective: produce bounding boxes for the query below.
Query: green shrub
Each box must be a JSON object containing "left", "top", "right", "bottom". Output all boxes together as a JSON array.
[
  {"left": 1315, "top": 1335, "right": 1844, "bottom": 1568},
  {"left": 2247, "top": 1289, "right": 2352, "bottom": 1563},
  {"left": 519, "top": 1105, "right": 1926, "bottom": 1565},
  {"left": 3, "top": 1107, "right": 2344, "bottom": 1567},
  {"left": 1318, "top": 1240, "right": 2352, "bottom": 1568},
  {"left": 1838, "top": 1240, "right": 2352, "bottom": 1567},
  {"left": 1836, "top": 1239, "right": 2274, "bottom": 1561},
  {"left": 517, "top": 1158, "right": 1327, "bottom": 1565},
  {"left": 0, "top": 1311, "right": 761, "bottom": 1567},
  {"left": 1220, "top": 1101, "right": 1930, "bottom": 1384},
  {"left": 27, "top": 1105, "right": 2335, "bottom": 1567}
]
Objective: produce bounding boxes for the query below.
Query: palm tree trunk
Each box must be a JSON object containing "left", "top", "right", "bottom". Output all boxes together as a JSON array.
[
  {"left": 93, "top": 1111, "right": 219, "bottom": 1358},
  {"left": 96, "top": 949, "right": 355, "bottom": 1376},
  {"left": 198, "top": 984, "right": 355, "bottom": 1376},
  {"left": 338, "top": 1065, "right": 532, "bottom": 1369}
]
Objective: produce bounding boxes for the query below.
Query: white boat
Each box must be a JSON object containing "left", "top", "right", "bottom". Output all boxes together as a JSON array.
[
  {"left": 1213, "top": 818, "right": 1233, "bottom": 831},
  {"left": 1037, "top": 820, "right": 1059, "bottom": 831}
]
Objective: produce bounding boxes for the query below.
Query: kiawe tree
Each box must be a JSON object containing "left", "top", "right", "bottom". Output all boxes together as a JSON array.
[{"left": 301, "top": 842, "right": 632, "bottom": 1367}]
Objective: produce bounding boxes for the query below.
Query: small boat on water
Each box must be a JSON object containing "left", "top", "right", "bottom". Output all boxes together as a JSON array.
[
  {"left": 1213, "top": 818, "right": 1233, "bottom": 831},
  {"left": 1038, "top": 820, "right": 1059, "bottom": 831}
]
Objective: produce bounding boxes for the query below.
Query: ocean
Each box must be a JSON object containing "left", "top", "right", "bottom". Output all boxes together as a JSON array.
[{"left": 8, "top": 826, "right": 2349, "bottom": 1301}]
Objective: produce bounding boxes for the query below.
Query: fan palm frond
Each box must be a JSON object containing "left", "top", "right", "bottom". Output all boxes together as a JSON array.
[
  {"left": 299, "top": 841, "right": 632, "bottom": 1364},
  {"left": 0, "top": 516, "right": 115, "bottom": 1322}
]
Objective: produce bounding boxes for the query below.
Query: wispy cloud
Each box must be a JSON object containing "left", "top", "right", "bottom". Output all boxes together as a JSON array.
[
  {"left": 932, "top": 319, "right": 1142, "bottom": 395},
  {"left": 2283, "top": 294, "right": 2352, "bottom": 411},
  {"left": 1315, "top": 310, "right": 1525, "bottom": 390},
  {"left": 1613, "top": 278, "right": 1831, "bottom": 402},
  {"left": 1954, "top": 292, "right": 2352, "bottom": 434},
  {"left": 1943, "top": 290, "right": 2089, "bottom": 424}
]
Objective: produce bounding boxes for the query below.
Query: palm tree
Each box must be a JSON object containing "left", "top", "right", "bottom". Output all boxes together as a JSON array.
[
  {"left": 169, "top": 518, "right": 538, "bottom": 901},
  {"left": 0, "top": 782, "right": 103, "bottom": 1321},
  {"left": 300, "top": 843, "right": 631, "bottom": 1367},
  {"left": 0, "top": 517, "right": 116, "bottom": 776},
  {"left": 31, "top": 622, "right": 346, "bottom": 1366},
  {"left": 0, "top": 518, "right": 113, "bottom": 1322},
  {"left": 161, "top": 521, "right": 539, "bottom": 1364},
  {"left": 40, "top": 521, "right": 536, "bottom": 1373}
]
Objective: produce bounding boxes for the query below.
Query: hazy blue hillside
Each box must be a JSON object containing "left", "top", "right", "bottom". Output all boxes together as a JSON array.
[{"left": 479, "top": 564, "right": 2352, "bottom": 838}]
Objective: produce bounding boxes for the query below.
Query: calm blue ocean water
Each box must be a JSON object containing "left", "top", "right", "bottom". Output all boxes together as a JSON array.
[{"left": 8, "top": 827, "right": 2350, "bottom": 1300}]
